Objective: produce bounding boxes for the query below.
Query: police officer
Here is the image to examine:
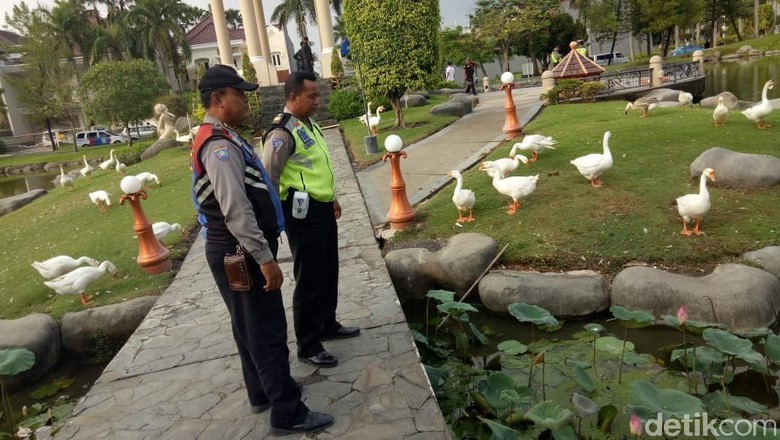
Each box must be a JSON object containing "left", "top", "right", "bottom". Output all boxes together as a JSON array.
[
  {"left": 262, "top": 70, "right": 360, "bottom": 368},
  {"left": 576, "top": 40, "right": 588, "bottom": 57},
  {"left": 191, "top": 64, "right": 332, "bottom": 435}
]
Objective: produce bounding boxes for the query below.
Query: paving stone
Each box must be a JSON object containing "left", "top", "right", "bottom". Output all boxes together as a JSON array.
[
  {"left": 159, "top": 419, "right": 210, "bottom": 439},
  {"left": 353, "top": 366, "right": 394, "bottom": 392},
  {"left": 394, "top": 376, "right": 432, "bottom": 410},
  {"left": 415, "top": 398, "right": 447, "bottom": 432}
]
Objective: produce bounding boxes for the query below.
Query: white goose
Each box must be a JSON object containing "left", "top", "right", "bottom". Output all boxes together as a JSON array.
[
  {"left": 448, "top": 170, "right": 476, "bottom": 223},
  {"left": 367, "top": 106, "right": 385, "bottom": 135},
  {"left": 79, "top": 155, "right": 95, "bottom": 180},
  {"left": 58, "top": 164, "right": 74, "bottom": 189},
  {"left": 742, "top": 79, "right": 775, "bottom": 129},
  {"left": 135, "top": 172, "right": 161, "bottom": 187},
  {"left": 479, "top": 154, "right": 529, "bottom": 178},
  {"left": 624, "top": 97, "right": 659, "bottom": 118},
  {"left": 115, "top": 159, "right": 127, "bottom": 176},
  {"left": 676, "top": 168, "right": 716, "bottom": 236},
  {"left": 678, "top": 91, "right": 694, "bottom": 108},
  {"left": 31, "top": 255, "right": 100, "bottom": 280},
  {"left": 44, "top": 260, "right": 118, "bottom": 305},
  {"left": 482, "top": 162, "right": 538, "bottom": 215},
  {"left": 98, "top": 149, "right": 117, "bottom": 170},
  {"left": 357, "top": 101, "right": 374, "bottom": 126},
  {"left": 571, "top": 131, "right": 614, "bottom": 188},
  {"left": 89, "top": 190, "right": 111, "bottom": 212},
  {"left": 509, "top": 134, "right": 557, "bottom": 162},
  {"left": 152, "top": 222, "right": 183, "bottom": 242},
  {"left": 713, "top": 96, "right": 729, "bottom": 126}
]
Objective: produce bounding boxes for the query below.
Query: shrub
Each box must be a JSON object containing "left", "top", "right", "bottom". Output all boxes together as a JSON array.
[
  {"left": 0, "top": 138, "right": 6, "bottom": 154},
  {"left": 580, "top": 81, "right": 606, "bottom": 101},
  {"left": 439, "top": 80, "right": 460, "bottom": 89},
  {"left": 242, "top": 52, "right": 257, "bottom": 83},
  {"left": 154, "top": 95, "right": 188, "bottom": 119},
  {"left": 114, "top": 142, "right": 148, "bottom": 166},
  {"left": 329, "top": 88, "right": 364, "bottom": 120},
  {"left": 541, "top": 79, "right": 582, "bottom": 104},
  {"left": 331, "top": 53, "right": 344, "bottom": 81},
  {"left": 239, "top": 92, "right": 263, "bottom": 135}
]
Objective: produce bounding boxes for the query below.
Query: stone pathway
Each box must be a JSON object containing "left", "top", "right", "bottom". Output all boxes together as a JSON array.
[{"left": 55, "top": 128, "right": 449, "bottom": 439}]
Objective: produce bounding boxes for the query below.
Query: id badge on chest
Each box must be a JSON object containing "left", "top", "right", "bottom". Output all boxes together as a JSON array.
[{"left": 297, "top": 127, "right": 315, "bottom": 149}]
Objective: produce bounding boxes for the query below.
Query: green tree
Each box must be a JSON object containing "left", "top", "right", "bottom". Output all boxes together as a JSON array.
[
  {"left": 271, "top": 0, "right": 316, "bottom": 41},
  {"left": 344, "top": 0, "right": 439, "bottom": 129},
  {"left": 758, "top": 2, "right": 774, "bottom": 35},
  {"left": 439, "top": 26, "right": 496, "bottom": 78},
  {"left": 79, "top": 59, "right": 168, "bottom": 146},
  {"left": 225, "top": 8, "right": 242, "bottom": 29},
  {"left": 241, "top": 51, "right": 257, "bottom": 83},
  {"left": 639, "top": 0, "right": 704, "bottom": 55}
]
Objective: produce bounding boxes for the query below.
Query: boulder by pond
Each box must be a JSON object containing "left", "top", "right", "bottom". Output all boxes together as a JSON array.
[
  {"left": 430, "top": 98, "right": 472, "bottom": 117},
  {"left": 611, "top": 264, "right": 780, "bottom": 330},
  {"left": 384, "top": 233, "right": 498, "bottom": 302},
  {"left": 691, "top": 147, "right": 780, "bottom": 188},
  {"left": 0, "top": 189, "right": 47, "bottom": 217},
  {"left": 402, "top": 94, "right": 428, "bottom": 107},
  {"left": 743, "top": 246, "right": 780, "bottom": 279},
  {"left": 478, "top": 269, "right": 609, "bottom": 318},
  {"left": 450, "top": 93, "right": 479, "bottom": 108},
  {"left": 0, "top": 313, "right": 60, "bottom": 389},
  {"left": 700, "top": 92, "right": 740, "bottom": 109}
]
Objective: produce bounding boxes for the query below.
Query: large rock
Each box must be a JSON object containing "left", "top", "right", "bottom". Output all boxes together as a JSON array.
[
  {"left": 0, "top": 314, "right": 60, "bottom": 389},
  {"left": 749, "top": 49, "right": 764, "bottom": 57},
  {"left": 611, "top": 264, "right": 780, "bottom": 330},
  {"left": 450, "top": 93, "right": 479, "bottom": 108},
  {"left": 736, "top": 45, "right": 752, "bottom": 56},
  {"left": 743, "top": 246, "right": 780, "bottom": 279},
  {"left": 60, "top": 296, "right": 159, "bottom": 354},
  {"left": 0, "top": 189, "right": 47, "bottom": 217},
  {"left": 700, "top": 92, "right": 739, "bottom": 109},
  {"left": 430, "top": 88, "right": 462, "bottom": 95},
  {"left": 140, "top": 138, "right": 179, "bottom": 161},
  {"left": 430, "top": 99, "right": 472, "bottom": 117},
  {"left": 385, "top": 233, "right": 498, "bottom": 301},
  {"left": 641, "top": 88, "right": 685, "bottom": 102},
  {"left": 402, "top": 94, "right": 428, "bottom": 108},
  {"left": 479, "top": 270, "right": 609, "bottom": 318},
  {"left": 690, "top": 147, "right": 780, "bottom": 188}
]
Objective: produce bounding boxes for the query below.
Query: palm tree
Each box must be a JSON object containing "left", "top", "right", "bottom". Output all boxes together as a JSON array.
[
  {"left": 271, "top": 0, "right": 316, "bottom": 41},
  {"left": 333, "top": 14, "right": 346, "bottom": 44},
  {"left": 225, "top": 9, "right": 242, "bottom": 29},
  {"left": 331, "top": 0, "right": 342, "bottom": 16},
  {"left": 46, "top": 0, "right": 94, "bottom": 63}
]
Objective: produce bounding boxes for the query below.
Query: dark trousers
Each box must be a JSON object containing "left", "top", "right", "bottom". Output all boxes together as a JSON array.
[
  {"left": 205, "top": 240, "right": 307, "bottom": 427},
  {"left": 282, "top": 197, "right": 340, "bottom": 358},
  {"left": 465, "top": 79, "right": 477, "bottom": 95}
]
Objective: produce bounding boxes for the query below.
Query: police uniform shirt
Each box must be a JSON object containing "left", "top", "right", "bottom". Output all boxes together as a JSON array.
[
  {"left": 201, "top": 114, "right": 275, "bottom": 264},
  {"left": 260, "top": 107, "right": 299, "bottom": 191}
]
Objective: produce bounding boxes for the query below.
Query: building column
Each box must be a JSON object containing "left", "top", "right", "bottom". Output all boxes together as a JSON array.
[
  {"left": 252, "top": 0, "right": 278, "bottom": 84},
  {"left": 210, "top": 0, "right": 233, "bottom": 66},
  {"left": 238, "top": 0, "right": 272, "bottom": 85},
  {"left": 313, "top": 0, "right": 335, "bottom": 78}
]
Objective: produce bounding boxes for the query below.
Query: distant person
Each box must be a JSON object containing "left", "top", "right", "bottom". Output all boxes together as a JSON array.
[
  {"left": 550, "top": 47, "right": 562, "bottom": 68},
  {"left": 704, "top": 40, "right": 711, "bottom": 49},
  {"left": 444, "top": 62, "right": 455, "bottom": 82},
  {"left": 576, "top": 40, "right": 588, "bottom": 57},
  {"left": 463, "top": 60, "right": 477, "bottom": 95},
  {"left": 294, "top": 38, "right": 314, "bottom": 73}
]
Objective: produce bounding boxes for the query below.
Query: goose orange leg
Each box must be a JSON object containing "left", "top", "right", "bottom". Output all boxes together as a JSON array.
[
  {"left": 80, "top": 292, "right": 92, "bottom": 305},
  {"left": 456, "top": 209, "right": 469, "bottom": 223},
  {"left": 506, "top": 200, "right": 520, "bottom": 215},
  {"left": 590, "top": 178, "right": 603, "bottom": 188},
  {"left": 692, "top": 219, "right": 706, "bottom": 236},
  {"left": 465, "top": 209, "right": 475, "bottom": 223},
  {"left": 681, "top": 220, "right": 692, "bottom": 236},
  {"left": 530, "top": 151, "right": 539, "bottom": 162}
]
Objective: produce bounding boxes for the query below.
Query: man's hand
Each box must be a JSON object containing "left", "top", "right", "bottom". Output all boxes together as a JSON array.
[
  {"left": 334, "top": 199, "right": 342, "bottom": 220},
  {"left": 259, "top": 260, "right": 283, "bottom": 291}
]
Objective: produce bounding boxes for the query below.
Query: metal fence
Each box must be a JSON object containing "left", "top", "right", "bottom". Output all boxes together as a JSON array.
[
  {"left": 583, "top": 67, "right": 654, "bottom": 94},
  {"left": 662, "top": 61, "right": 700, "bottom": 83}
]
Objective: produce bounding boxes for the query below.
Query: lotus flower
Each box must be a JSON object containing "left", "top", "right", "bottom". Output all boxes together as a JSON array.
[
  {"left": 677, "top": 305, "right": 688, "bottom": 325},
  {"left": 630, "top": 413, "right": 643, "bottom": 436}
]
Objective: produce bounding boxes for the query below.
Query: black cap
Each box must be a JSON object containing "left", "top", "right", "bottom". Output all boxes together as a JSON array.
[{"left": 198, "top": 64, "right": 259, "bottom": 93}]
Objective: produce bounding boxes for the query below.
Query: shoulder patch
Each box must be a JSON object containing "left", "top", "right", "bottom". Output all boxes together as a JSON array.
[
  {"left": 213, "top": 145, "right": 229, "bottom": 161},
  {"left": 272, "top": 138, "right": 284, "bottom": 152}
]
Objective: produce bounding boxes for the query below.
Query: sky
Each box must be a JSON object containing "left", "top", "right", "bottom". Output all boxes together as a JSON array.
[{"left": 1, "top": 0, "right": 477, "bottom": 50}]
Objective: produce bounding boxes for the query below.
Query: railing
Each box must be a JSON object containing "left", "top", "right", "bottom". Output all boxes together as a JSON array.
[
  {"left": 583, "top": 67, "right": 654, "bottom": 94},
  {"left": 662, "top": 61, "right": 700, "bottom": 83}
]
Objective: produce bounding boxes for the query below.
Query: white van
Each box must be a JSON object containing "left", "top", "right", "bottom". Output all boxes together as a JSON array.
[
  {"left": 75, "top": 130, "right": 127, "bottom": 148},
  {"left": 591, "top": 52, "right": 629, "bottom": 66}
]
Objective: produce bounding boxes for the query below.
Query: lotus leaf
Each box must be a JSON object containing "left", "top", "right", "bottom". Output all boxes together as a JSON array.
[
  {"left": 584, "top": 323, "right": 605, "bottom": 334},
  {"left": 427, "top": 289, "right": 454, "bottom": 303},
  {"left": 766, "top": 334, "right": 780, "bottom": 364},
  {"left": 437, "top": 301, "right": 478, "bottom": 314},
  {"left": 703, "top": 329, "right": 762, "bottom": 363},
  {"left": 671, "top": 346, "right": 726, "bottom": 373},
  {"left": 484, "top": 372, "right": 517, "bottom": 410},
  {"left": 661, "top": 315, "right": 726, "bottom": 334},
  {"left": 526, "top": 401, "right": 573, "bottom": 431},
  {"left": 410, "top": 329, "right": 429, "bottom": 346},
  {"left": 703, "top": 392, "right": 769, "bottom": 418},
  {"left": 0, "top": 348, "right": 35, "bottom": 376},
  {"left": 508, "top": 303, "right": 560, "bottom": 327},
  {"left": 622, "top": 351, "right": 655, "bottom": 366},
  {"left": 573, "top": 365, "right": 596, "bottom": 392},
  {"left": 552, "top": 424, "right": 578, "bottom": 440},
  {"left": 595, "top": 336, "right": 634, "bottom": 355},
  {"left": 424, "top": 365, "right": 448, "bottom": 394},
  {"left": 477, "top": 417, "right": 518, "bottom": 440},
  {"left": 610, "top": 306, "right": 655, "bottom": 328},
  {"left": 597, "top": 405, "right": 618, "bottom": 433},
  {"left": 715, "top": 419, "right": 780, "bottom": 439},
  {"left": 572, "top": 393, "right": 599, "bottom": 418},
  {"left": 627, "top": 380, "right": 704, "bottom": 418},
  {"left": 498, "top": 340, "right": 528, "bottom": 356},
  {"left": 733, "top": 327, "right": 772, "bottom": 340},
  {"left": 30, "top": 382, "right": 60, "bottom": 400}
]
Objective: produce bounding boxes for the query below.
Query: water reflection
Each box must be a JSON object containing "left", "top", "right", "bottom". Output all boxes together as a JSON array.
[
  {"left": 703, "top": 56, "right": 780, "bottom": 101},
  {"left": 0, "top": 172, "right": 58, "bottom": 199}
]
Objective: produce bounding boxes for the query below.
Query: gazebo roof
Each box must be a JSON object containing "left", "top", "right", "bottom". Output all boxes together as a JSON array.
[{"left": 551, "top": 41, "right": 605, "bottom": 79}]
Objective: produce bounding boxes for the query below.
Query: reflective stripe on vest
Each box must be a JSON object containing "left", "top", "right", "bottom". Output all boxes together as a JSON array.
[{"left": 277, "top": 115, "right": 335, "bottom": 202}]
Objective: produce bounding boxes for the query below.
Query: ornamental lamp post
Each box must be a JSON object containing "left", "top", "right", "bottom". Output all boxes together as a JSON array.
[
  {"left": 500, "top": 71, "right": 522, "bottom": 140},
  {"left": 119, "top": 176, "right": 172, "bottom": 275},
  {"left": 382, "top": 135, "right": 414, "bottom": 230}
]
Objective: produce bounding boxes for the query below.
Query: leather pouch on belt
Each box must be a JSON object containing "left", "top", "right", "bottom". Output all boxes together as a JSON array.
[{"left": 224, "top": 245, "right": 252, "bottom": 292}]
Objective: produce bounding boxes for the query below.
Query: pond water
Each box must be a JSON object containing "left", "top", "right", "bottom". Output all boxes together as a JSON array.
[
  {"left": 703, "top": 55, "right": 780, "bottom": 102},
  {"left": 0, "top": 172, "right": 58, "bottom": 199}
]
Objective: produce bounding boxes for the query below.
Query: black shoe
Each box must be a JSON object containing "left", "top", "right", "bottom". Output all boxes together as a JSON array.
[
  {"left": 270, "top": 411, "right": 334, "bottom": 436},
  {"left": 250, "top": 382, "right": 304, "bottom": 413},
  {"left": 321, "top": 325, "right": 360, "bottom": 341},
  {"left": 298, "top": 351, "right": 338, "bottom": 368}
]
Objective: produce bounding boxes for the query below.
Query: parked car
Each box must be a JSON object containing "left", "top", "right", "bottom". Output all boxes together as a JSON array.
[
  {"left": 75, "top": 130, "right": 127, "bottom": 148},
  {"left": 591, "top": 52, "right": 630, "bottom": 66},
  {"left": 670, "top": 45, "right": 704, "bottom": 56},
  {"left": 41, "top": 130, "right": 72, "bottom": 148},
  {"left": 123, "top": 124, "right": 158, "bottom": 140}
]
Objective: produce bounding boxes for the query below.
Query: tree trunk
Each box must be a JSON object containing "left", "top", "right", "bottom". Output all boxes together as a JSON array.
[
  {"left": 390, "top": 96, "right": 405, "bottom": 129},
  {"left": 45, "top": 118, "right": 56, "bottom": 151},
  {"left": 530, "top": 54, "right": 540, "bottom": 76},
  {"left": 608, "top": 0, "right": 623, "bottom": 65},
  {"left": 662, "top": 28, "right": 673, "bottom": 57},
  {"left": 730, "top": 16, "right": 742, "bottom": 40},
  {"left": 502, "top": 40, "right": 510, "bottom": 72}
]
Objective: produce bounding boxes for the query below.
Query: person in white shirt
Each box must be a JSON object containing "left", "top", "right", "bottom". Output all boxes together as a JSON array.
[{"left": 444, "top": 62, "right": 455, "bottom": 82}]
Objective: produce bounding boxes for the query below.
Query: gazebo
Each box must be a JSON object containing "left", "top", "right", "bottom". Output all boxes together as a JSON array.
[{"left": 551, "top": 41, "right": 605, "bottom": 79}]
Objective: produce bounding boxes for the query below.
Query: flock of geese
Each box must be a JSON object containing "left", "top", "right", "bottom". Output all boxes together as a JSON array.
[
  {"left": 449, "top": 80, "right": 776, "bottom": 236},
  {"left": 32, "top": 148, "right": 181, "bottom": 305}
]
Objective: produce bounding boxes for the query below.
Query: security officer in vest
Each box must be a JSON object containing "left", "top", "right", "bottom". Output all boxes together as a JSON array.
[
  {"left": 262, "top": 70, "right": 360, "bottom": 368},
  {"left": 191, "top": 64, "right": 333, "bottom": 435}
]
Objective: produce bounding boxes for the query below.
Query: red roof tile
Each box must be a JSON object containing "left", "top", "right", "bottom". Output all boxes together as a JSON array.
[
  {"left": 186, "top": 15, "right": 246, "bottom": 46},
  {"left": 0, "top": 29, "right": 21, "bottom": 46},
  {"left": 552, "top": 41, "right": 604, "bottom": 79}
]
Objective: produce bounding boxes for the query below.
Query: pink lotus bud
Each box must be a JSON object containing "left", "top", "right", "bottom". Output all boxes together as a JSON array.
[
  {"left": 677, "top": 305, "right": 688, "bottom": 325},
  {"left": 630, "top": 413, "right": 643, "bottom": 436}
]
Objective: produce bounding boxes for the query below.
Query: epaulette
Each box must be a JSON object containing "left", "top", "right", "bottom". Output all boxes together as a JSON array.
[{"left": 271, "top": 113, "right": 285, "bottom": 125}]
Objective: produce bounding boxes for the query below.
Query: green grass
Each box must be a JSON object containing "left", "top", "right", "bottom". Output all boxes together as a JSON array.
[
  {"left": 707, "top": 33, "right": 780, "bottom": 56},
  {"left": 0, "top": 146, "right": 197, "bottom": 319},
  {"left": 0, "top": 140, "right": 156, "bottom": 167},
  {"left": 393, "top": 101, "right": 780, "bottom": 274},
  {"left": 340, "top": 94, "right": 458, "bottom": 168}
]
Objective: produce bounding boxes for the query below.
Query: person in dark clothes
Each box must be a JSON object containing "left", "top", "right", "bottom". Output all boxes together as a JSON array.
[
  {"left": 464, "top": 59, "right": 477, "bottom": 95},
  {"left": 293, "top": 38, "right": 315, "bottom": 73}
]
